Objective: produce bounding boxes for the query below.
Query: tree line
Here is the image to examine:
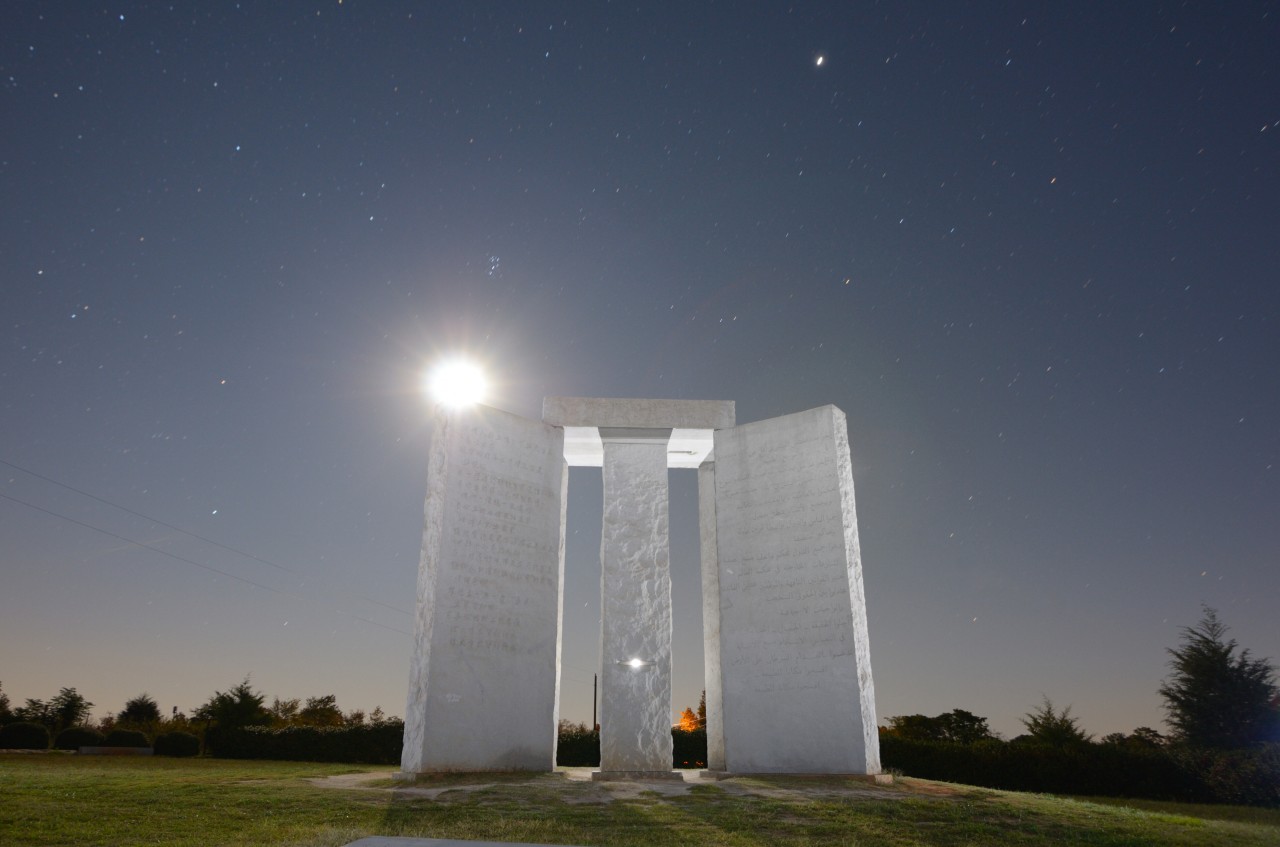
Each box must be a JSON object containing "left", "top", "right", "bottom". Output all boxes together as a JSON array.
[
  {"left": 877, "top": 608, "right": 1279, "bottom": 806},
  {"left": 0, "top": 677, "right": 398, "bottom": 755}
]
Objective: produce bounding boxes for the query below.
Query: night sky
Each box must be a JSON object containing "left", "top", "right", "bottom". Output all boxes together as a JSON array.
[{"left": 3, "top": 2, "right": 1277, "bottom": 740}]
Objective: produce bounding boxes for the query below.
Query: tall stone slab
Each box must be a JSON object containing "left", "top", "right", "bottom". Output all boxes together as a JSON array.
[
  {"left": 399, "top": 404, "right": 567, "bottom": 775},
  {"left": 597, "top": 435, "right": 674, "bottom": 774},
  {"left": 698, "top": 459, "right": 726, "bottom": 770},
  {"left": 712, "top": 405, "right": 880, "bottom": 774}
]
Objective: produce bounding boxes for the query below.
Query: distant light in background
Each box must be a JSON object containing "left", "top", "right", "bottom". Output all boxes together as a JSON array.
[{"left": 425, "top": 358, "right": 488, "bottom": 408}]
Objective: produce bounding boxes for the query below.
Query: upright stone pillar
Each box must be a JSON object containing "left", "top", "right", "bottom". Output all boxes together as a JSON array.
[
  {"left": 698, "top": 459, "right": 726, "bottom": 771},
  {"left": 597, "top": 432, "right": 674, "bottom": 775},
  {"left": 541, "top": 397, "right": 734, "bottom": 779},
  {"left": 712, "top": 405, "right": 880, "bottom": 774},
  {"left": 398, "top": 404, "right": 567, "bottom": 777}
]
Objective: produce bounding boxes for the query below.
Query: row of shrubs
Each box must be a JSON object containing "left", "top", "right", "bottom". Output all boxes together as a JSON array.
[
  {"left": 879, "top": 737, "right": 1280, "bottom": 808},
  {"left": 0, "top": 721, "right": 200, "bottom": 757},
  {"left": 556, "top": 726, "right": 707, "bottom": 768},
  {"left": 207, "top": 721, "right": 404, "bottom": 764}
]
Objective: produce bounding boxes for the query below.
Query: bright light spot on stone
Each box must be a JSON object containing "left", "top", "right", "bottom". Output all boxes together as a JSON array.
[
  {"left": 627, "top": 658, "right": 645, "bottom": 669},
  {"left": 426, "top": 358, "right": 488, "bottom": 407}
]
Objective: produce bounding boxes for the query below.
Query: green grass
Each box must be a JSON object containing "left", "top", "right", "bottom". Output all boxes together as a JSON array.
[{"left": 2, "top": 753, "right": 1278, "bottom": 846}]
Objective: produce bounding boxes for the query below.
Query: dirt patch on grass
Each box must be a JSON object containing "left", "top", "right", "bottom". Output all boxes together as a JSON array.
[{"left": 309, "top": 768, "right": 939, "bottom": 807}]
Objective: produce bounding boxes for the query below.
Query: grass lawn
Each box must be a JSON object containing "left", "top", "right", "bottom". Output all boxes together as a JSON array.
[{"left": 2, "top": 753, "right": 1278, "bottom": 847}]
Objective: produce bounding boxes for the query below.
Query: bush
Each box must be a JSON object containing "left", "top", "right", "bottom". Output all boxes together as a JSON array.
[
  {"left": 210, "top": 721, "right": 403, "bottom": 764},
  {"left": 672, "top": 727, "right": 707, "bottom": 768},
  {"left": 556, "top": 722, "right": 599, "bottom": 767},
  {"left": 1170, "top": 743, "right": 1280, "bottom": 807},
  {"left": 879, "top": 736, "right": 1203, "bottom": 802},
  {"left": 154, "top": 731, "right": 201, "bottom": 758},
  {"left": 103, "top": 728, "right": 150, "bottom": 748},
  {"left": 0, "top": 721, "right": 50, "bottom": 750},
  {"left": 54, "top": 726, "right": 104, "bottom": 750}
]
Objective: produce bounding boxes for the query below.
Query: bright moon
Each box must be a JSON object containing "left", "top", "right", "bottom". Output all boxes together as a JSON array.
[
  {"left": 426, "top": 358, "right": 488, "bottom": 407},
  {"left": 815, "top": 54, "right": 825, "bottom": 67}
]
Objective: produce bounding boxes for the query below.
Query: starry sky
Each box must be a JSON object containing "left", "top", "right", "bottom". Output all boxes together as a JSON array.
[{"left": 2, "top": 2, "right": 1277, "bottom": 740}]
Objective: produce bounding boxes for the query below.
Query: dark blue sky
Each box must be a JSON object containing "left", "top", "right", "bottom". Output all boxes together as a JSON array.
[{"left": 2, "top": 2, "right": 1276, "bottom": 738}]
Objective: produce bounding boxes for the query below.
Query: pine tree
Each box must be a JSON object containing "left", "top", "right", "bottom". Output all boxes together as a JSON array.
[{"left": 1159, "top": 607, "right": 1279, "bottom": 749}]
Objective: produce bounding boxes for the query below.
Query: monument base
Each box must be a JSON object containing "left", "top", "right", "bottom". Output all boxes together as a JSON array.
[
  {"left": 696, "top": 770, "right": 894, "bottom": 784},
  {"left": 591, "top": 769, "right": 685, "bottom": 782},
  {"left": 392, "top": 770, "right": 562, "bottom": 783}
]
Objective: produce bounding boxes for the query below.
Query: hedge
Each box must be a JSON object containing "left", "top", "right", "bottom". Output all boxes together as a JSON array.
[
  {"left": 103, "top": 728, "right": 151, "bottom": 748},
  {"left": 0, "top": 721, "right": 50, "bottom": 750},
  {"left": 209, "top": 722, "right": 403, "bottom": 764},
  {"left": 54, "top": 726, "right": 105, "bottom": 750},
  {"left": 154, "top": 731, "right": 201, "bottom": 758},
  {"left": 879, "top": 736, "right": 1280, "bottom": 807}
]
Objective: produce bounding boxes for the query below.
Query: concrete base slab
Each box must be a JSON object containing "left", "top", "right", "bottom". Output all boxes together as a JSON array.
[
  {"left": 591, "top": 769, "right": 686, "bottom": 782},
  {"left": 345, "top": 839, "right": 592, "bottom": 847},
  {"left": 696, "top": 770, "right": 894, "bottom": 785},
  {"left": 392, "top": 771, "right": 566, "bottom": 784}
]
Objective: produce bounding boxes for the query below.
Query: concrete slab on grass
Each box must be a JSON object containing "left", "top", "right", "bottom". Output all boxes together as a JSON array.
[{"left": 345, "top": 839, "right": 593, "bottom": 847}]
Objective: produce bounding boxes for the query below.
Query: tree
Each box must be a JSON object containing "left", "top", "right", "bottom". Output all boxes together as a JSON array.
[
  {"left": 194, "top": 678, "right": 270, "bottom": 730},
  {"left": 14, "top": 688, "right": 93, "bottom": 732},
  {"left": 50, "top": 689, "right": 93, "bottom": 732},
  {"left": 885, "top": 709, "right": 994, "bottom": 744},
  {"left": 0, "top": 682, "right": 12, "bottom": 724},
  {"left": 676, "top": 707, "right": 699, "bottom": 732},
  {"left": 697, "top": 690, "right": 707, "bottom": 729},
  {"left": 268, "top": 697, "right": 300, "bottom": 727},
  {"left": 116, "top": 694, "right": 161, "bottom": 727},
  {"left": 1020, "top": 698, "right": 1091, "bottom": 747},
  {"left": 14, "top": 698, "right": 51, "bottom": 728},
  {"left": 1159, "top": 607, "right": 1280, "bottom": 749},
  {"left": 1101, "top": 727, "right": 1165, "bottom": 749},
  {"left": 298, "top": 695, "right": 344, "bottom": 727}
]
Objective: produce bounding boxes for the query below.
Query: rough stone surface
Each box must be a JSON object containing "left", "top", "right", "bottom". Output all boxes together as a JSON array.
[
  {"left": 400, "top": 404, "right": 567, "bottom": 773},
  {"left": 712, "top": 405, "right": 880, "bottom": 774},
  {"left": 543, "top": 396, "right": 735, "bottom": 430},
  {"left": 698, "top": 460, "right": 726, "bottom": 771},
  {"left": 597, "top": 437, "right": 673, "bottom": 774}
]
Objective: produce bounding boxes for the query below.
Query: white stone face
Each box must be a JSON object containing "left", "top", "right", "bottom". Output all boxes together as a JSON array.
[
  {"left": 598, "top": 438, "right": 674, "bottom": 773},
  {"left": 400, "top": 404, "right": 566, "bottom": 773},
  {"left": 698, "top": 460, "right": 725, "bottom": 770},
  {"left": 712, "top": 405, "right": 880, "bottom": 774},
  {"left": 543, "top": 396, "right": 735, "bottom": 430}
]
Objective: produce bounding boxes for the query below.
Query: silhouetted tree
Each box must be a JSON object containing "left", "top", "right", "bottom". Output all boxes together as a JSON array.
[
  {"left": 298, "top": 694, "right": 344, "bottom": 727},
  {"left": 194, "top": 678, "right": 270, "bottom": 731},
  {"left": 116, "top": 693, "right": 161, "bottom": 726},
  {"left": 268, "top": 697, "right": 300, "bottom": 727},
  {"left": 0, "top": 682, "right": 12, "bottom": 724},
  {"left": 1159, "top": 607, "right": 1280, "bottom": 749},
  {"left": 1020, "top": 698, "right": 1091, "bottom": 747},
  {"left": 697, "top": 690, "right": 706, "bottom": 729},
  {"left": 886, "top": 709, "right": 995, "bottom": 744}
]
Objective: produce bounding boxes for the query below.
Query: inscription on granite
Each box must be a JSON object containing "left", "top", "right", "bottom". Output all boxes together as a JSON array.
[
  {"left": 712, "top": 405, "right": 879, "bottom": 774},
  {"left": 400, "top": 404, "right": 566, "bottom": 774}
]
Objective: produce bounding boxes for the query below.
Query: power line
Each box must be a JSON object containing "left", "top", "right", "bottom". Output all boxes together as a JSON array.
[
  {"left": 0, "top": 457, "right": 411, "bottom": 617},
  {"left": 0, "top": 491, "right": 411, "bottom": 637}
]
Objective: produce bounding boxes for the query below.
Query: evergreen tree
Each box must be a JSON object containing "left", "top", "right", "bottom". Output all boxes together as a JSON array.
[
  {"left": 194, "top": 678, "right": 271, "bottom": 730},
  {"left": 1021, "top": 698, "right": 1091, "bottom": 747},
  {"left": 1159, "top": 607, "right": 1279, "bottom": 749},
  {"left": 116, "top": 693, "right": 161, "bottom": 726}
]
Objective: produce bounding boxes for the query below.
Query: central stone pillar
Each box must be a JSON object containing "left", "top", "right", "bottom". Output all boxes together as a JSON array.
[{"left": 596, "top": 431, "right": 675, "bottom": 777}]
